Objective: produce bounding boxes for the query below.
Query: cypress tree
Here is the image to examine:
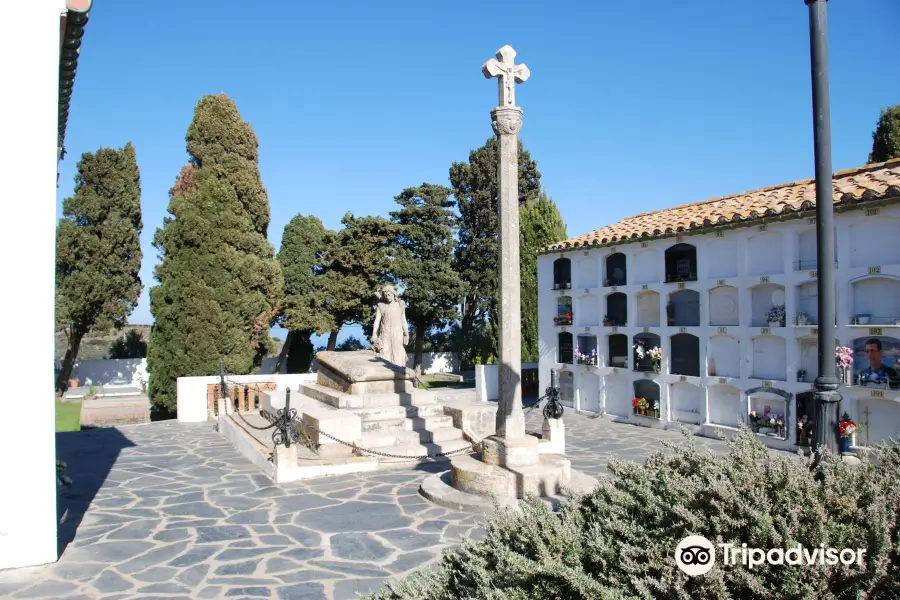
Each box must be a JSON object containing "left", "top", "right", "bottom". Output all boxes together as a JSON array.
[
  {"left": 148, "top": 94, "right": 283, "bottom": 412},
  {"left": 276, "top": 214, "right": 333, "bottom": 373},
  {"left": 55, "top": 143, "right": 143, "bottom": 393},
  {"left": 520, "top": 189, "right": 567, "bottom": 363}
]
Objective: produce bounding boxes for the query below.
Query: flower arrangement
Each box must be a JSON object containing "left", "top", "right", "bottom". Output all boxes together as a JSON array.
[
  {"left": 602, "top": 314, "right": 614, "bottom": 326},
  {"left": 575, "top": 348, "right": 597, "bottom": 366},
  {"left": 766, "top": 304, "right": 786, "bottom": 325},
  {"left": 632, "top": 397, "right": 648, "bottom": 410},
  {"left": 835, "top": 345, "right": 854, "bottom": 369},
  {"left": 839, "top": 415, "right": 858, "bottom": 439},
  {"left": 554, "top": 311, "right": 573, "bottom": 326},
  {"left": 634, "top": 341, "right": 662, "bottom": 371}
]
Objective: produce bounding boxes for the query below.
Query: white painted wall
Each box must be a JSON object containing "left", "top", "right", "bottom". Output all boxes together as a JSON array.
[
  {"left": 538, "top": 202, "right": 900, "bottom": 449},
  {"left": 0, "top": 0, "right": 60, "bottom": 571},
  {"left": 69, "top": 358, "right": 148, "bottom": 388},
  {"left": 705, "top": 238, "right": 738, "bottom": 279},
  {"left": 177, "top": 373, "right": 317, "bottom": 422},
  {"left": 576, "top": 294, "right": 600, "bottom": 327}
]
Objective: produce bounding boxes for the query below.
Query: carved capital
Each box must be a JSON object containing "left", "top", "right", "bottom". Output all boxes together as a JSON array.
[{"left": 490, "top": 107, "right": 523, "bottom": 136}]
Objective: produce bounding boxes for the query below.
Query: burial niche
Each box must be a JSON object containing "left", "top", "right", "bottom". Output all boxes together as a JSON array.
[
  {"left": 605, "top": 252, "right": 627, "bottom": 286},
  {"left": 608, "top": 333, "right": 628, "bottom": 368},
  {"left": 553, "top": 257, "right": 571, "bottom": 290},
  {"left": 667, "top": 289, "right": 700, "bottom": 326},
  {"left": 664, "top": 243, "right": 697, "bottom": 283},
  {"left": 633, "top": 332, "right": 661, "bottom": 372},
  {"left": 558, "top": 331, "right": 574, "bottom": 364},
  {"left": 633, "top": 379, "right": 661, "bottom": 418},
  {"left": 636, "top": 291, "right": 661, "bottom": 327},
  {"left": 606, "top": 292, "right": 627, "bottom": 326},
  {"left": 670, "top": 333, "right": 700, "bottom": 377}
]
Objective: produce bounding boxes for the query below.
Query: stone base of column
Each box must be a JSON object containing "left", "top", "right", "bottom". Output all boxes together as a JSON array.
[
  {"left": 482, "top": 435, "right": 539, "bottom": 468},
  {"left": 420, "top": 428, "right": 597, "bottom": 513}
]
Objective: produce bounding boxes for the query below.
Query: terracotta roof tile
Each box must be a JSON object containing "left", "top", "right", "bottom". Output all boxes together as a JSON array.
[{"left": 542, "top": 159, "right": 900, "bottom": 252}]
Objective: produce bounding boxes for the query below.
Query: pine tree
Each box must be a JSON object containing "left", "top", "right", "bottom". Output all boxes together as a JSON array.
[
  {"left": 450, "top": 137, "right": 541, "bottom": 368},
  {"left": 148, "top": 94, "right": 283, "bottom": 412},
  {"left": 55, "top": 143, "right": 143, "bottom": 393},
  {"left": 869, "top": 105, "right": 900, "bottom": 163},
  {"left": 390, "top": 184, "right": 462, "bottom": 371},
  {"left": 520, "top": 189, "right": 567, "bottom": 362},
  {"left": 276, "top": 214, "right": 332, "bottom": 373},
  {"left": 318, "top": 213, "right": 393, "bottom": 350}
]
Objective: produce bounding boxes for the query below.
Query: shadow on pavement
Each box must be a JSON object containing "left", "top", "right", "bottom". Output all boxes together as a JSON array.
[{"left": 56, "top": 427, "right": 137, "bottom": 558}]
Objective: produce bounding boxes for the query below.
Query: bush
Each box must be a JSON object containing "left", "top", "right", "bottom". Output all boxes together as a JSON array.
[{"left": 366, "top": 428, "right": 900, "bottom": 600}]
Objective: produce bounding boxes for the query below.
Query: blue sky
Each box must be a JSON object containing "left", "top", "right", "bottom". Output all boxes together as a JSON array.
[{"left": 57, "top": 0, "right": 899, "bottom": 347}]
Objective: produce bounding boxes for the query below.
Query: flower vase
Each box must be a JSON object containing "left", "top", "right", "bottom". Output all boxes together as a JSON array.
[
  {"left": 654, "top": 363, "right": 660, "bottom": 373},
  {"left": 839, "top": 437, "right": 850, "bottom": 453},
  {"left": 769, "top": 321, "right": 780, "bottom": 328}
]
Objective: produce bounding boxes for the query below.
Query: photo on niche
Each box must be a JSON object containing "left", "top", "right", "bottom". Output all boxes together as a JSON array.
[{"left": 851, "top": 336, "right": 900, "bottom": 389}]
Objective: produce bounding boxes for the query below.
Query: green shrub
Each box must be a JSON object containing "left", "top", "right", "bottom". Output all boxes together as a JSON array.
[{"left": 366, "top": 428, "right": 900, "bottom": 600}]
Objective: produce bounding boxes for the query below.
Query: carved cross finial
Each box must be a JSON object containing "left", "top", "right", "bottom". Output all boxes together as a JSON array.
[{"left": 482, "top": 45, "right": 530, "bottom": 108}]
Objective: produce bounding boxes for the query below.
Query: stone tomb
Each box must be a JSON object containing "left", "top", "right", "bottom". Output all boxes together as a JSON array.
[{"left": 218, "top": 350, "right": 495, "bottom": 482}]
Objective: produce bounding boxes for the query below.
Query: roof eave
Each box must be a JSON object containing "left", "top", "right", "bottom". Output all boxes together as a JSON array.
[{"left": 58, "top": 0, "right": 92, "bottom": 162}]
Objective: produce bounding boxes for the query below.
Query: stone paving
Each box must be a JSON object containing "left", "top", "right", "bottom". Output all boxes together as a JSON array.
[{"left": 0, "top": 407, "right": 777, "bottom": 600}]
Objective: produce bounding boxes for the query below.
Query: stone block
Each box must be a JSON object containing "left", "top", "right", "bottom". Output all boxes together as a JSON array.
[
  {"left": 300, "top": 402, "right": 362, "bottom": 458},
  {"left": 315, "top": 351, "right": 414, "bottom": 394},
  {"left": 538, "top": 418, "right": 565, "bottom": 454},
  {"left": 481, "top": 435, "right": 539, "bottom": 468},
  {"left": 509, "top": 455, "right": 571, "bottom": 498},
  {"left": 443, "top": 402, "right": 498, "bottom": 438},
  {"left": 450, "top": 455, "right": 516, "bottom": 499}
]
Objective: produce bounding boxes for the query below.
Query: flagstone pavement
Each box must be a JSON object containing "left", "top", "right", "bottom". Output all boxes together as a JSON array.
[{"left": 0, "top": 408, "right": 789, "bottom": 600}]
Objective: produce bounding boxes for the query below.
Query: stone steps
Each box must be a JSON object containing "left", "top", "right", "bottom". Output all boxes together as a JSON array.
[
  {"left": 299, "top": 383, "right": 437, "bottom": 409},
  {"left": 355, "top": 438, "right": 472, "bottom": 460},
  {"left": 359, "top": 426, "right": 463, "bottom": 448},
  {"left": 361, "top": 414, "right": 454, "bottom": 433},
  {"left": 347, "top": 404, "right": 446, "bottom": 420}
]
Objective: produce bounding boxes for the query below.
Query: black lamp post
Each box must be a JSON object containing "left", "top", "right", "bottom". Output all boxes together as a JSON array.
[{"left": 805, "top": 0, "right": 842, "bottom": 457}]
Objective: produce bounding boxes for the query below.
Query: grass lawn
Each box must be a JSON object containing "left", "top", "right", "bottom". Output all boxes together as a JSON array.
[{"left": 55, "top": 397, "right": 82, "bottom": 432}]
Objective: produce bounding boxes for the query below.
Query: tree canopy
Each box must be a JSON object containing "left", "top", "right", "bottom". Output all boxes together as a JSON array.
[
  {"left": 869, "top": 105, "right": 900, "bottom": 163},
  {"left": 276, "top": 214, "right": 331, "bottom": 373},
  {"left": 389, "top": 183, "right": 462, "bottom": 371},
  {"left": 450, "top": 137, "right": 541, "bottom": 368},
  {"left": 55, "top": 142, "right": 143, "bottom": 392},
  {"left": 520, "top": 189, "right": 567, "bottom": 362},
  {"left": 148, "top": 94, "right": 283, "bottom": 412}
]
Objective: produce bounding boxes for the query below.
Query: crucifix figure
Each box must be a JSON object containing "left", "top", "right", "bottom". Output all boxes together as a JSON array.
[{"left": 482, "top": 45, "right": 530, "bottom": 108}]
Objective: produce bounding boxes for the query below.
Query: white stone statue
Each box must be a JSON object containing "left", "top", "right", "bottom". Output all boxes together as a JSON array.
[{"left": 370, "top": 284, "right": 409, "bottom": 367}]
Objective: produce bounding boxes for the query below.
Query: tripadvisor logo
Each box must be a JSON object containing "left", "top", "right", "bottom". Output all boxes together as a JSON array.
[{"left": 675, "top": 536, "right": 867, "bottom": 576}]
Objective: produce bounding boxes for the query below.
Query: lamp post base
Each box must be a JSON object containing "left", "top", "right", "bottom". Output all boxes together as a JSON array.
[{"left": 812, "top": 375, "right": 842, "bottom": 457}]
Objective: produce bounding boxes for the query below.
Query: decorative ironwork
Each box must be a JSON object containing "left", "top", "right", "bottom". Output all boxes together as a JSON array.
[
  {"left": 543, "top": 369, "right": 564, "bottom": 420},
  {"left": 260, "top": 388, "right": 303, "bottom": 449}
]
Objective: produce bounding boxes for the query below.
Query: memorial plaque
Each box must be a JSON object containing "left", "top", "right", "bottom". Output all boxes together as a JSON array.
[{"left": 559, "top": 334, "right": 574, "bottom": 365}]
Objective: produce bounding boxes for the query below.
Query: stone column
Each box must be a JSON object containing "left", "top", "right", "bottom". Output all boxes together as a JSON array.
[
  {"left": 492, "top": 105, "right": 525, "bottom": 438},
  {"left": 483, "top": 45, "right": 531, "bottom": 439}
]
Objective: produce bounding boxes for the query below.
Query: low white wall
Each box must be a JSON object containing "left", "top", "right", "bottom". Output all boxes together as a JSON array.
[
  {"left": 407, "top": 352, "right": 460, "bottom": 374},
  {"left": 68, "top": 358, "right": 148, "bottom": 388},
  {"left": 177, "top": 373, "right": 317, "bottom": 423},
  {"left": 475, "top": 363, "right": 538, "bottom": 402}
]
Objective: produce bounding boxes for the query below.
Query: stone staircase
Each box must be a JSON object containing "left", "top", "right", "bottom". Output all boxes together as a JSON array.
[{"left": 298, "top": 383, "right": 472, "bottom": 460}]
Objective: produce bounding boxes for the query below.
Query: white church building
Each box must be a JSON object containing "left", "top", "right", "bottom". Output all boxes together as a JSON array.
[{"left": 537, "top": 158, "right": 900, "bottom": 451}]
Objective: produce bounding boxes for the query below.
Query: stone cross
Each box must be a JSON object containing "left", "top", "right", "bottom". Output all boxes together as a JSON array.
[
  {"left": 484, "top": 45, "right": 528, "bottom": 440},
  {"left": 482, "top": 45, "right": 530, "bottom": 108}
]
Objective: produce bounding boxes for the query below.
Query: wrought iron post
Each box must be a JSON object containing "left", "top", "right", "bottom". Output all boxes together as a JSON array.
[
  {"left": 805, "top": 0, "right": 842, "bottom": 456},
  {"left": 544, "top": 369, "right": 564, "bottom": 420}
]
